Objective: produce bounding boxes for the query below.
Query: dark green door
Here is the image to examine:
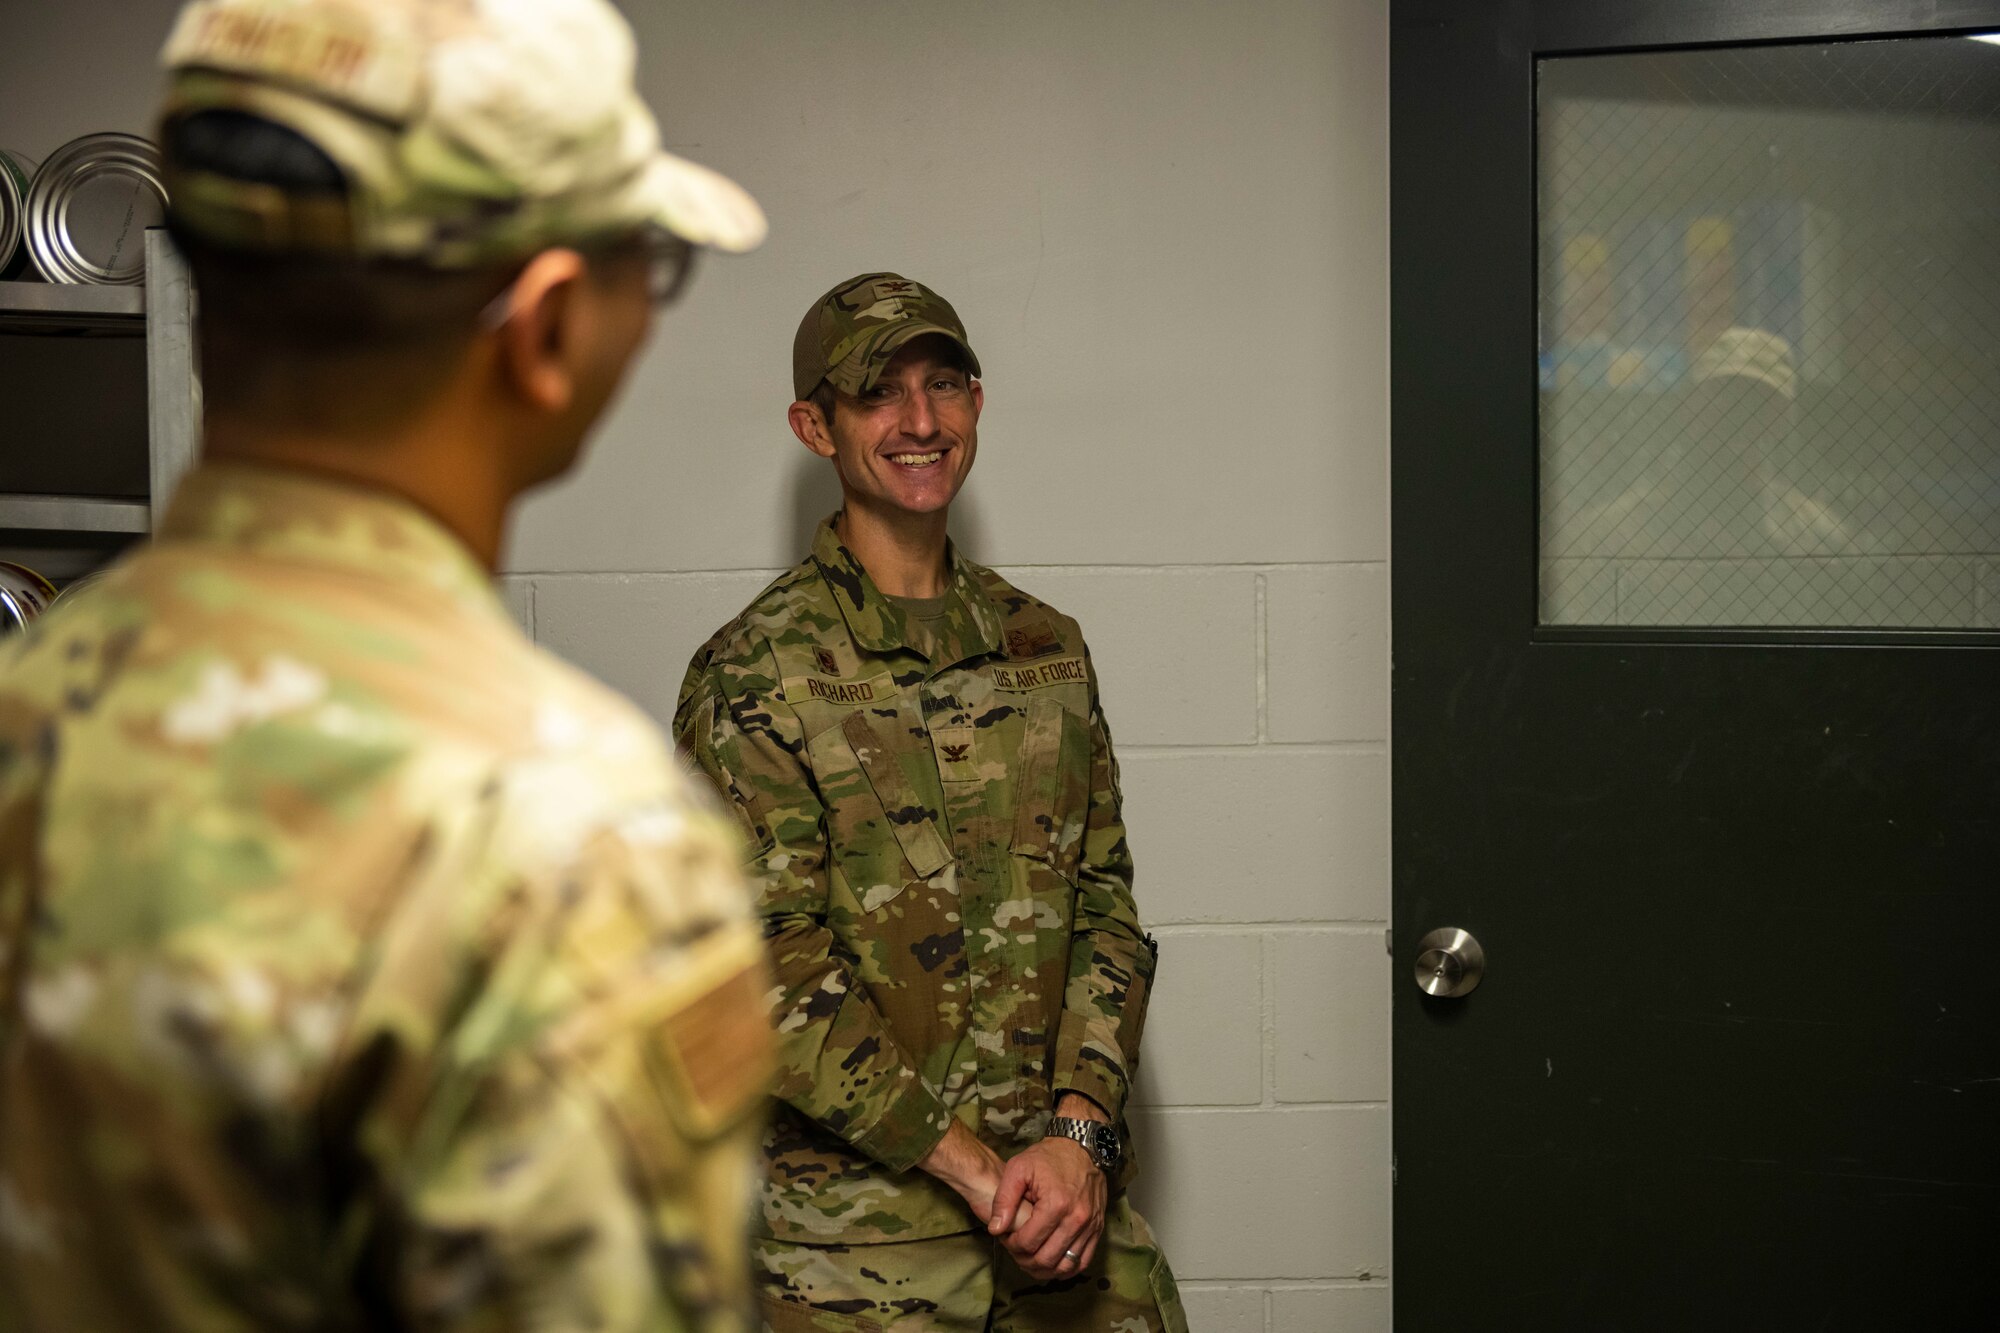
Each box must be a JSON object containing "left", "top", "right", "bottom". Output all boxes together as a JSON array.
[{"left": 1392, "top": 2, "right": 2000, "bottom": 1325}]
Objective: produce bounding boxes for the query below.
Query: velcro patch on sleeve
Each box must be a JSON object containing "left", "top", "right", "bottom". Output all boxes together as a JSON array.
[
  {"left": 1004, "top": 619, "right": 1063, "bottom": 659},
  {"left": 651, "top": 927, "right": 776, "bottom": 1140},
  {"left": 991, "top": 657, "right": 1089, "bottom": 691}
]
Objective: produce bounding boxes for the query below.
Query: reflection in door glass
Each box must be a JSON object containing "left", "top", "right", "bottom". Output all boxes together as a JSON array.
[{"left": 1538, "top": 36, "right": 2000, "bottom": 628}]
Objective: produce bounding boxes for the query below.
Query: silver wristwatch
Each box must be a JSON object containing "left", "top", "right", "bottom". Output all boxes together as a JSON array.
[{"left": 1046, "top": 1116, "right": 1122, "bottom": 1173}]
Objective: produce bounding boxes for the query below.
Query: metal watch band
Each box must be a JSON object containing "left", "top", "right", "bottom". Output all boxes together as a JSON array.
[{"left": 1046, "top": 1116, "right": 1121, "bottom": 1172}]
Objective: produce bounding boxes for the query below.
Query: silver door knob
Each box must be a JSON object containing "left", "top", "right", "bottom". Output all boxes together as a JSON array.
[{"left": 1413, "top": 927, "right": 1485, "bottom": 998}]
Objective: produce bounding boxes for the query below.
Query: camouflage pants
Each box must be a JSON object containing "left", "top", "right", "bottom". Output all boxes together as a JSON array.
[{"left": 753, "top": 1196, "right": 1188, "bottom": 1333}]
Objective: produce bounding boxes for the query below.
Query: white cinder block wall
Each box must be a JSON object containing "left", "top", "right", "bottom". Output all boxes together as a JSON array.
[{"left": 4, "top": 4, "right": 1391, "bottom": 1328}]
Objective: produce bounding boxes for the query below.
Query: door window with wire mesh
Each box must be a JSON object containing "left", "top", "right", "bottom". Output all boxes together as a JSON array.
[{"left": 1538, "top": 35, "right": 2000, "bottom": 628}]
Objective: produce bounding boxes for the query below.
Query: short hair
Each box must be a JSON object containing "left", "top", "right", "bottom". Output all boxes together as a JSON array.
[
  {"left": 808, "top": 379, "right": 839, "bottom": 427},
  {"left": 164, "top": 111, "right": 525, "bottom": 432}
]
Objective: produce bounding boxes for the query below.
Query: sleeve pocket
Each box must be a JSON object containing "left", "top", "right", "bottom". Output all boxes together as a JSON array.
[
  {"left": 1010, "top": 695, "right": 1091, "bottom": 875},
  {"left": 694, "top": 693, "right": 779, "bottom": 857}
]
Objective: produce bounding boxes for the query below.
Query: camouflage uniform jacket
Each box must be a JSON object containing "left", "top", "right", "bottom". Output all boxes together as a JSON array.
[
  {"left": 0, "top": 464, "right": 773, "bottom": 1332},
  {"left": 674, "top": 519, "right": 1157, "bottom": 1245}
]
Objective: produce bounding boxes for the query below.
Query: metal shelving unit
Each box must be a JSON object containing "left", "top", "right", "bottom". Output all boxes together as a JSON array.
[
  {"left": 0, "top": 495, "right": 150, "bottom": 533},
  {"left": 0, "top": 229, "right": 199, "bottom": 582},
  {"left": 0, "top": 281, "right": 145, "bottom": 329}
]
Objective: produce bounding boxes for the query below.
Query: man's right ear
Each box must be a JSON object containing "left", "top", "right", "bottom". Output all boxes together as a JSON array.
[
  {"left": 494, "top": 247, "right": 591, "bottom": 415},
  {"left": 788, "top": 400, "right": 837, "bottom": 459}
]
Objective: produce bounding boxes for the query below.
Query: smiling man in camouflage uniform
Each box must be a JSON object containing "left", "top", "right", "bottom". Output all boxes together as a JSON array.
[
  {"left": 674, "top": 275, "right": 1186, "bottom": 1332},
  {"left": 0, "top": 2, "right": 774, "bottom": 1329}
]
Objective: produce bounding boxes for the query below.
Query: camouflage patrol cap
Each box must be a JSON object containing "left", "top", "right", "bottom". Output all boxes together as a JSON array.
[
  {"left": 158, "top": 0, "right": 766, "bottom": 266},
  {"left": 793, "top": 272, "right": 982, "bottom": 402}
]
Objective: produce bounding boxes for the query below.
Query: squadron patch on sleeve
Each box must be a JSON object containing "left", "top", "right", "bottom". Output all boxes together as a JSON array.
[{"left": 1004, "top": 619, "right": 1062, "bottom": 660}]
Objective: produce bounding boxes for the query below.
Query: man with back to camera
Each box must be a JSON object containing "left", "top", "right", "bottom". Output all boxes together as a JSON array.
[
  {"left": 674, "top": 274, "right": 1188, "bottom": 1331},
  {"left": 0, "top": 1, "right": 776, "bottom": 1328}
]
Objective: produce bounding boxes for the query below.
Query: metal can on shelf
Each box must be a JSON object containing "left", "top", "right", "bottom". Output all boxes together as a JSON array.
[
  {"left": 0, "top": 149, "right": 37, "bottom": 281},
  {"left": 24, "top": 133, "right": 169, "bottom": 286},
  {"left": 49, "top": 569, "right": 112, "bottom": 611},
  {"left": 1, "top": 561, "right": 58, "bottom": 636}
]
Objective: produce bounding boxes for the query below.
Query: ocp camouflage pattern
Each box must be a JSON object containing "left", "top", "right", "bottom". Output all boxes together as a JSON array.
[
  {"left": 0, "top": 464, "right": 773, "bottom": 1331},
  {"left": 793, "top": 272, "right": 982, "bottom": 401},
  {"left": 159, "top": 0, "right": 768, "bottom": 265},
  {"left": 674, "top": 519, "right": 1157, "bottom": 1246},
  {"left": 752, "top": 1195, "right": 1188, "bottom": 1331}
]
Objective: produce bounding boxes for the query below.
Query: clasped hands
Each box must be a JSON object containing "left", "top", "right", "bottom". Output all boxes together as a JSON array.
[{"left": 918, "top": 1097, "right": 1110, "bottom": 1281}]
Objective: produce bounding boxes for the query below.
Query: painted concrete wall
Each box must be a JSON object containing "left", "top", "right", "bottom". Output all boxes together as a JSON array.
[{"left": 2, "top": 5, "right": 1392, "bottom": 1327}]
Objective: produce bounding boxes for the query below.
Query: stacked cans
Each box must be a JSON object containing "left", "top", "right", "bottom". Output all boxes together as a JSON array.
[
  {"left": 0, "top": 148, "right": 34, "bottom": 281},
  {"left": 0, "top": 134, "right": 168, "bottom": 286}
]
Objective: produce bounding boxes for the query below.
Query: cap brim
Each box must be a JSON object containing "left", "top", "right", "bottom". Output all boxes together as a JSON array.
[
  {"left": 638, "top": 149, "right": 767, "bottom": 254},
  {"left": 856, "top": 321, "right": 983, "bottom": 390}
]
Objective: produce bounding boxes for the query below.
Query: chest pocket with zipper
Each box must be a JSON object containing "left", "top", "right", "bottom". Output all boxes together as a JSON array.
[{"left": 807, "top": 709, "right": 952, "bottom": 915}]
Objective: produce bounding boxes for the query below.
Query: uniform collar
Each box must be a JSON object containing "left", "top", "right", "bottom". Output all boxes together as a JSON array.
[
  {"left": 156, "top": 462, "right": 504, "bottom": 619},
  {"left": 810, "top": 515, "right": 1002, "bottom": 663}
]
